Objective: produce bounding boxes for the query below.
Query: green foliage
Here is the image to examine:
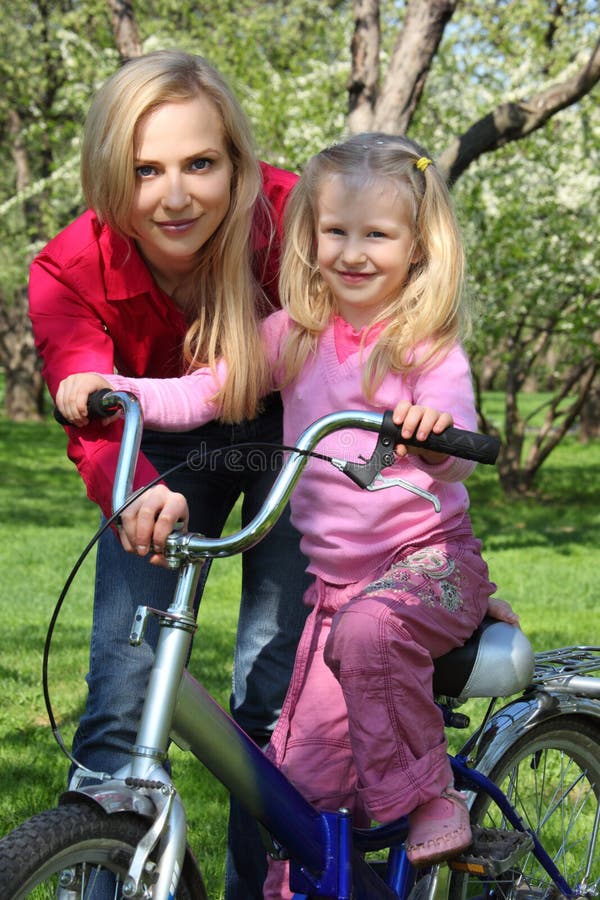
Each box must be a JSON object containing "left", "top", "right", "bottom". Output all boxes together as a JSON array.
[
  {"left": 0, "top": 0, "right": 119, "bottom": 293},
  {"left": 458, "top": 111, "right": 600, "bottom": 357},
  {"left": 135, "top": 0, "right": 352, "bottom": 169},
  {"left": 405, "top": 0, "right": 600, "bottom": 482}
]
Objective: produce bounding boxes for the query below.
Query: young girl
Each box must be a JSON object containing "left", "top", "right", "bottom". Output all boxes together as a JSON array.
[{"left": 58, "top": 133, "right": 507, "bottom": 893}]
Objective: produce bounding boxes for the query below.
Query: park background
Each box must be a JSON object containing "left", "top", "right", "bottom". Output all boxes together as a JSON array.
[{"left": 0, "top": 1, "right": 599, "bottom": 897}]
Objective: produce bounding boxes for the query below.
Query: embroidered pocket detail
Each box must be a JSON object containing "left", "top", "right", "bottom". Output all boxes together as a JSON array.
[{"left": 365, "top": 549, "right": 465, "bottom": 611}]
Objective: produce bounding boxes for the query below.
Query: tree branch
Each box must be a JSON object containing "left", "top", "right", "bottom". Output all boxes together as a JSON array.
[
  {"left": 438, "top": 37, "right": 600, "bottom": 182},
  {"left": 524, "top": 358, "right": 598, "bottom": 475}
]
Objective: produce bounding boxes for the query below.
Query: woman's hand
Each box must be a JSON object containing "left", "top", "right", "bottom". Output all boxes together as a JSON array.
[
  {"left": 56, "top": 373, "right": 115, "bottom": 426},
  {"left": 119, "top": 485, "right": 190, "bottom": 567},
  {"left": 392, "top": 401, "right": 453, "bottom": 464}
]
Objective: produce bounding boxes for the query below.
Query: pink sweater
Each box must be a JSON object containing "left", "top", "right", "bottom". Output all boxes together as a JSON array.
[{"left": 107, "top": 310, "right": 478, "bottom": 584}]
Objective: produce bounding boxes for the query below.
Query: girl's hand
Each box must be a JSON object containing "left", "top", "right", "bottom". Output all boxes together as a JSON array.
[
  {"left": 487, "top": 596, "right": 520, "bottom": 627},
  {"left": 392, "top": 401, "right": 453, "bottom": 464},
  {"left": 119, "top": 485, "right": 189, "bottom": 567},
  {"left": 56, "top": 373, "right": 115, "bottom": 426}
]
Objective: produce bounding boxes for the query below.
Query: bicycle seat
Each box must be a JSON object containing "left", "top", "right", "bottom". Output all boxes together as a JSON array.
[{"left": 432, "top": 618, "right": 534, "bottom": 703}]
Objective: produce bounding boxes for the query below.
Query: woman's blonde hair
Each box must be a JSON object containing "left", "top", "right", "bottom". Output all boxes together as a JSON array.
[
  {"left": 279, "top": 132, "right": 468, "bottom": 397},
  {"left": 81, "top": 49, "right": 271, "bottom": 422}
]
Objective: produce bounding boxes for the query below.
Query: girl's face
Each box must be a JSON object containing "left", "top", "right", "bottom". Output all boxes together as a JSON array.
[
  {"left": 316, "top": 174, "right": 418, "bottom": 330},
  {"left": 130, "top": 94, "right": 233, "bottom": 290}
]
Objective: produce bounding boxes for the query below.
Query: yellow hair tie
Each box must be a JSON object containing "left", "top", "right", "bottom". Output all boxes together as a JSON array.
[{"left": 415, "top": 156, "right": 432, "bottom": 173}]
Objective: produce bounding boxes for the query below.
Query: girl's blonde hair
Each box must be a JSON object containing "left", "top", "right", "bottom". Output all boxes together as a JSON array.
[
  {"left": 279, "top": 132, "right": 468, "bottom": 397},
  {"left": 81, "top": 49, "right": 271, "bottom": 422}
]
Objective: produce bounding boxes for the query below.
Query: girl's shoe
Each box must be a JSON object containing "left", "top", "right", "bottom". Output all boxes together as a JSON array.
[{"left": 405, "top": 786, "right": 471, "bottom": 867}]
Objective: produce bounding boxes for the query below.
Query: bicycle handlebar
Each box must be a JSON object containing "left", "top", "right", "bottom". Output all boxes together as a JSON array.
[
  {"left": 55, "top": 389, "right": 144, "bottom": 520},
  {"left": 56, "top": 389, "right": 501, "bottom": 561},
  {"left": 53, "top": 389, "right": 121, "bottom": 426}
]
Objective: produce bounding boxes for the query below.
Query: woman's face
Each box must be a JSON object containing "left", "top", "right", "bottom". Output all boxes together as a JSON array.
[{"left": 130, "top": 94, "right": 233, "bottom": 288}]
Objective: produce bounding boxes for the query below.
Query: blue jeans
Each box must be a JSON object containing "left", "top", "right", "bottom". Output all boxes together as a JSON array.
[{"left": 70, "top": 395, "right": 310, "bottom": 898}]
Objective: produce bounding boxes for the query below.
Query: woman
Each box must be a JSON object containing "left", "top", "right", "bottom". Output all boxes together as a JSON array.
[{"left": 28, "top": 49, "right": 309, "bottom": 899}]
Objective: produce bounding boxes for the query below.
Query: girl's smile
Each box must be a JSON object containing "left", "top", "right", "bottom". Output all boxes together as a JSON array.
[
  {"left": 316, "top": 174, "right": 418, "bottom": 330},
  {"left": 337, "top": 271, "right": 376, "bottom": 284}
]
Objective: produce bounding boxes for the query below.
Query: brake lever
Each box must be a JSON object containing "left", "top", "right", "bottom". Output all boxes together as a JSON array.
[
  {"left": 366, "top": 473, "right": 440, "bottom": 511},
  {"left": 330, "top": 411, "right": 441, "bottom": 511},
  {"left": 330, "top": 411, "right": 399, "bottom": 488},
  {"left": 330, "top": 457, "right": 441, "bottom": 511}
]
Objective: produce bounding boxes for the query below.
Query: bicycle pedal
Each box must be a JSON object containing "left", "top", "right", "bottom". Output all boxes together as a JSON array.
[{"left": 448, "top": 826, "right": 534, "bottom": 877}]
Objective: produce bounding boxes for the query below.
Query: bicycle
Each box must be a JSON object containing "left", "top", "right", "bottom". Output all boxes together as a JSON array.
[{"left": 0, "top": 389, "right": 598, "bottom": 900}]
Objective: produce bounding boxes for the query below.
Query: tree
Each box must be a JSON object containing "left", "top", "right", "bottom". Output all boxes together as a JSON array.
[
  {"left": 349, "top": 0, "right": 457, "bottom": 135},
  {"left": 458, "top": 120, "right": 599, "bottom": 493},
  {"left": 349, "top": 1, "right": 600, "bottom": 179},
  {"left": 106, "top": 0, "right": 142, "bottom": 58},
  {"left": 0, "top": 0, "right": 118, "bottom": 418},
  {"left": 346, "top": 0, "right": 600, "bottom": 493},
  {"left": 1, "top": 0, "right": 599, "bottom": 497}
]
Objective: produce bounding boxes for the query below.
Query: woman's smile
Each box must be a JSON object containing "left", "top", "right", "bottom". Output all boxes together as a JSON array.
[{"left": 154, "top": 217, "right": 201, "bottom": 232}]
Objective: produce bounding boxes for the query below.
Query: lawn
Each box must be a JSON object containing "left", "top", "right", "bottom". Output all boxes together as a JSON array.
[{"left": 0, "top": 401, "right": 598, "bottom": 897}]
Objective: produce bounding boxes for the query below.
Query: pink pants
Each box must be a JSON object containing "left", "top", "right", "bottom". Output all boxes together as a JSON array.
[{"left": 263, "top": 534, "right": 493, "bottom": 899}]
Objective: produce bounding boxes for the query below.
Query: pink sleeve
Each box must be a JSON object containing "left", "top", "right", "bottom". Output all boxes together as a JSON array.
[
  {"left": 106, "top": 364, "right": 225, "bottom": 431},
  {"left": 104, "top": 311, "right": 290, "bottom": 430},
  {"left": 410, "top": 344, "right": 479, "bottom": 483}
]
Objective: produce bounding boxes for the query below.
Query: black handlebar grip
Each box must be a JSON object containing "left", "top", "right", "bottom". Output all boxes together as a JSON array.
[
  {"left": 53, "top": 388, "right": 118, "bottom": 426},
  {"left": 399, "top": 424, "right": 501, "bottom": 465}
]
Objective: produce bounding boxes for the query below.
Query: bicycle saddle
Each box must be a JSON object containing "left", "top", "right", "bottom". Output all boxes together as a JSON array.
[{"left": 432, "top": 618, "right": 534, "bottom": 703}]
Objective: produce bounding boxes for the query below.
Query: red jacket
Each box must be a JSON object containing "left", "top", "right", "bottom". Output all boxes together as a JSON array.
[{"left": 29, "top": 162, "right": 297, "bottom": 517}]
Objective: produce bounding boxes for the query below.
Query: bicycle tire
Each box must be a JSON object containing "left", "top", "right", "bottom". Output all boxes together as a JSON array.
[
  {"left": 0, "top": 801, "right": 207, "bottom": 899},
  {"left": 447, "top": 716, "right": 600, "bottom": 900}
]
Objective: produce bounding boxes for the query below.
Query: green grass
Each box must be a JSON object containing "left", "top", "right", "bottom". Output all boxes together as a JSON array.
[
  {"left": 0, "top": 408, "right": 599, "bottom": 897},
  {"left": 467, "top": 458, "right": 598, "bottom": 646},
  {"left": 0, "top": 415, "right": 239, "bottom": 896}
]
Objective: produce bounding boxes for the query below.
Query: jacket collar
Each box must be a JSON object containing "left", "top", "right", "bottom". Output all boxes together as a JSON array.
[{"left": 99, "top": 224, "right": 159, "bottom": 301}]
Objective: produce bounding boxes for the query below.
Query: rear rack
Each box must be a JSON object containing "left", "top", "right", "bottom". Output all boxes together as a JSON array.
[{"left": 531, "top": 646, "right": 600, "bottom": 697}]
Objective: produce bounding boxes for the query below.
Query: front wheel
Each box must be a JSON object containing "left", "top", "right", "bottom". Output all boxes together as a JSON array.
[
  {"left": 0, "top": 801, "right": 207, "bottom": 899},
  {"left": 448, "top": 716, "right": 600, "bottom": 900}
]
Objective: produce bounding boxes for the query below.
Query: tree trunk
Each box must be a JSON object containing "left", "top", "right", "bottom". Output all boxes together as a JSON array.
[
  {"left": 106, "top": 0, "right": 143, "bottom": 59},
  {"left": 0, "top": 288, "right": 45, "bottom": 421},
  {"left": 2, "top": 108, "right": 47, "bottom": 419},
  {"left": 372, "top": 0, "right": 457, "bottom": 134},
  {"left": 348, "top": 0, "right": 380, "bottom": 133},
  {"left": 579, "top": 371, "right": 600, "bottom": 443}
]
